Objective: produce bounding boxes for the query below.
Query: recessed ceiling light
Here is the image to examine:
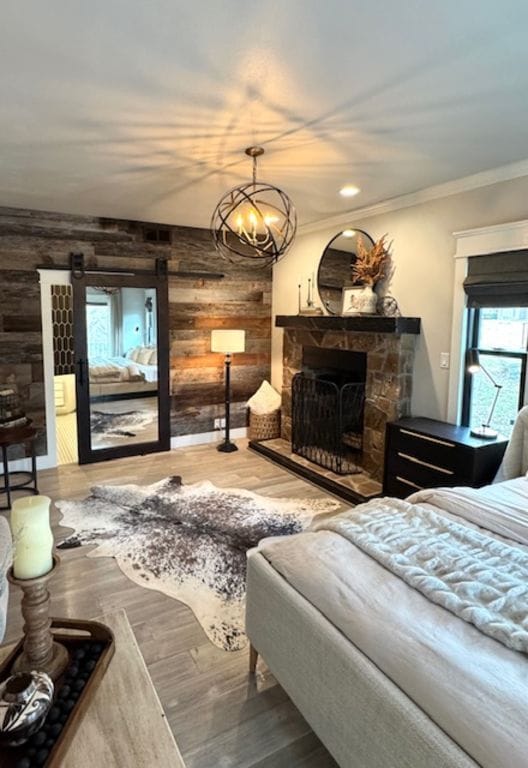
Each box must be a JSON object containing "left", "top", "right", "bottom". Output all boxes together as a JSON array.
[
  {"left": 342, "top": 229, "right": 355, "bottom": 238},
  {"left": 339, "top": 185, "right": 360, "bottom": 198}
]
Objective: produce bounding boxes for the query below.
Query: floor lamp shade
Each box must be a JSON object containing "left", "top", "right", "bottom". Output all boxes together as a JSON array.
[{"left": 211, "top": 330, "right": 245, "bottom": 354}]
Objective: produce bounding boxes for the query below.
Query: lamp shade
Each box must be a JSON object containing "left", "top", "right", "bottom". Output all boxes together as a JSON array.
[
  {"left": 211, "top": 329, "right": 245, "bottom": 354},
  {"left": 466, "top": 348, "right": 480, "bottom": 373}
]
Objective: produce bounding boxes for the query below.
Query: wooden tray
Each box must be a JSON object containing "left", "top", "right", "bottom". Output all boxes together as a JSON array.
[{"left": 0, "top": 617, "right": 115, "bottom": 767}]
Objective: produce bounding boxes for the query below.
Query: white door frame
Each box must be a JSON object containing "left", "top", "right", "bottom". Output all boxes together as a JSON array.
[{"left": 36, "top": 268, "right": 72, "bottom": 470}]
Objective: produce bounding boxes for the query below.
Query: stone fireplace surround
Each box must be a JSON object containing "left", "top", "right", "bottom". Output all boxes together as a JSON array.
[{"left": 277, "top": 316, "right": 420, "bottom": 482}]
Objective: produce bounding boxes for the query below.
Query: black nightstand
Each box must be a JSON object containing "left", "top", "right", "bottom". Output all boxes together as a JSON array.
[{"left": 383, "top": 417, "right": 508, "bottom": 499}]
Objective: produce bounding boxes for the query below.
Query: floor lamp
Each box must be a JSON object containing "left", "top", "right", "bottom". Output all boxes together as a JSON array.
[
  {"left": 211, "top": 329, "right": 246, "bottom": 452},
  {"left": 466, "top": 348, "right": 502, "bottom": 439}
]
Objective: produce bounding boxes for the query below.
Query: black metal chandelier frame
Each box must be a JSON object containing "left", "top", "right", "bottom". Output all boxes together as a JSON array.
[{"left": 211, "top": 146, "right": 297, "bottom": 268}]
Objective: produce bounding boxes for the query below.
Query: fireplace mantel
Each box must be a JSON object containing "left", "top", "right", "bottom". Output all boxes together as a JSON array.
[{"left": 276, "top": 315, "right": 421, "bottom": 334}]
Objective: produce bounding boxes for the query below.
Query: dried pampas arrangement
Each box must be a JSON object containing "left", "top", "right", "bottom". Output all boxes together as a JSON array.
[{"left": 352, "top": 234, "right": 392, "bottom": 287}]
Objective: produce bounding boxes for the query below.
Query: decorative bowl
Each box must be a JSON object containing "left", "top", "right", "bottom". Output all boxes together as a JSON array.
[{"left": 0, "top": 671, "right": 54, "bottom": 746}]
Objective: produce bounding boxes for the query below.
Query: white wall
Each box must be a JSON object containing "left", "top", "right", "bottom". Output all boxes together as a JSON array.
[{"left": 272, "top": 175, "right": 528, "bottom": 421}]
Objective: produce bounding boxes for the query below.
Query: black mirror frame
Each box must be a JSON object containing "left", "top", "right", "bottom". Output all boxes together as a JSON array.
[{"left": 317, "top": 229, "right": 375, "bottom": 315}]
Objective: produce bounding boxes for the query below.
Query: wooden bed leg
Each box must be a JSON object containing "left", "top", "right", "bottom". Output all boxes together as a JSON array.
[{"left": 249, "top": 643, "right": 258, "bottom": 674}]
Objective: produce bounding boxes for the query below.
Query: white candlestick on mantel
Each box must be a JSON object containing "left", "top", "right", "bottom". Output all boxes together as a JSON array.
[{"left": 11, "top": 495, "right": 54, "bottom": 579}]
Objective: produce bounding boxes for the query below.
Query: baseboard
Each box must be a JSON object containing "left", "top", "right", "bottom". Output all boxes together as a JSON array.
[
  {"left": 6, "top": 429, "right": 248, "bottom": 473},
  {"left": 8, "top": 454, "right": 56, "bottom": 472},
  {"left": 170, "top": 427, "right": 247, "bottom": 449}
]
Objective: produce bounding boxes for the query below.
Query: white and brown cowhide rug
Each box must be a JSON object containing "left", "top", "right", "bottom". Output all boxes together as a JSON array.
[
  {"left": 90, "top": 410, "right": 156, "bottom": 440},
  {"left": 56, "top": 477, "right": 340, "bottom": 651}
]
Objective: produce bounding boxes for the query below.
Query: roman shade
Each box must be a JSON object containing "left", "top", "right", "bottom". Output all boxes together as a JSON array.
[{"left": 464, "top": 249, "right": 528, "bottom": 307}]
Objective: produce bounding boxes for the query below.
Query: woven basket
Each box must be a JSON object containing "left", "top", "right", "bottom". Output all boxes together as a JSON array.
[{"left": 249, "top": 409, "right": 281, "bottom": 441}]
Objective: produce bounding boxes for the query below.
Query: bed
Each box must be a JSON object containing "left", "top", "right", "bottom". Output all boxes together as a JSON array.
[
  {"left": 88, "top": 349, "right": 158, "bottom": 398},
  {"left": 246, "top": 476, "right": 528, "bottom": 768}
]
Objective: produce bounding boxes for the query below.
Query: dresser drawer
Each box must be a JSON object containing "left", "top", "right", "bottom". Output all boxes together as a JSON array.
[
  {"left": 390, "top": 426, "right": 457, "bottom": 471},
  {"left": 384, "top": 473, "right": 426, "bottom": 498},
  {"left": 386, "top": 451, "right": 458, "bottom": 491}
]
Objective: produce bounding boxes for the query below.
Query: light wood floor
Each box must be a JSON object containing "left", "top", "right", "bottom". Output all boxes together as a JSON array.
[
  {"left": 56, "top": 411, "right": 78, "bottom": 465},
  {"left": 3, "top": 441, "right": 342, "bottom": 767}
]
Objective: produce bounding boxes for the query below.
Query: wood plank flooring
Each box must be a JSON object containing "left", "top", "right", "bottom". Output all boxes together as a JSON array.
[{"left": 2, "top": 441, "right": 341, "bottom": 767}]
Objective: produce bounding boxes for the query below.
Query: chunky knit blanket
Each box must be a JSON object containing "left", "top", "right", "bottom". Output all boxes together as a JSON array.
[{"left": 317, "top": 498, "right": 528, "bottom": 654}]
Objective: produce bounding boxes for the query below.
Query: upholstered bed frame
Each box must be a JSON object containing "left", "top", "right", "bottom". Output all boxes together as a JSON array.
[{"left": 246, "top": 551, "right": 478, "bottom": 768}]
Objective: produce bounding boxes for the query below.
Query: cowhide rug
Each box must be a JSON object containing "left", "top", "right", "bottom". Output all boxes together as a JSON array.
[
  {"left": 56, "top": 477, "right": 340, "bottom": 651},
  {"left": 90, "top": 410, "right": 156, "bottom": 439}
]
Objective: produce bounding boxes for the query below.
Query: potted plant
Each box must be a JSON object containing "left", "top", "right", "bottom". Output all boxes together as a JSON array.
[{"left": 341, "top": 234, "right": 392, "bottom": 315}]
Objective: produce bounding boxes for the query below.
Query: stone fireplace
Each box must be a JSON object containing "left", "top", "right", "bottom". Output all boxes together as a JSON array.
[{"left": 277, "top": 315, "right": 420, "bottom": 482}]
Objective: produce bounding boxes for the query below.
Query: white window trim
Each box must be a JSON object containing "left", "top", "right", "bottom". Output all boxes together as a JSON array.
[{"left": 447, "top": 219, "right": 528, "bottom": 423}]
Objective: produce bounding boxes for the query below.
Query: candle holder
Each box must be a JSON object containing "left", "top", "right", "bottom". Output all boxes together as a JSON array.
[{"left": 7, "top": 554, "right": 69, "bottom": 680}]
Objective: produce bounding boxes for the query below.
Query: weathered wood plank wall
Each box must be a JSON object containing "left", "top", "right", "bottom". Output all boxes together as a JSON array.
[{"left": 0, "top": 206, "right": 272, "bottom": 455}]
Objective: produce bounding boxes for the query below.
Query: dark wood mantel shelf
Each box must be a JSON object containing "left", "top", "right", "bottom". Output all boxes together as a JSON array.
[{"left": 275, "top": 315, "right": 421, "bottom": 334}]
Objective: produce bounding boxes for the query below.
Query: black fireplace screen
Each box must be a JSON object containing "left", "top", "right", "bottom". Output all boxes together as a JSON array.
[{"left": 292, "top": 372, "right": 365, "bottom": 475}]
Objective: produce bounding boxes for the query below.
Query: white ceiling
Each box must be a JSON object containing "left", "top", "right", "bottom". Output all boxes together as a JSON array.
[{"left": 2, "top": 1, "right": 528, "bottom": 229}]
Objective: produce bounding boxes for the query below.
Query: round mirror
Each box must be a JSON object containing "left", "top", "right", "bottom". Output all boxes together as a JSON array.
[{"left": 317, "top": 229, "right": 375, "bottom": 314}]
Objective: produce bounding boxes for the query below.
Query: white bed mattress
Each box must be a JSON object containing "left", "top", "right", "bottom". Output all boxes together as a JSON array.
[
  {"left": 89, "top": 356, "right": 157, "bottom": 383},
  {"left": 258, "top": 477, "right": 528, "bottom": 768}
]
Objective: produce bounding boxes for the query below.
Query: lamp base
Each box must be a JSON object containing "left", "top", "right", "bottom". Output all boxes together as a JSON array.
[
  {"left": 470, "top": 425, "right": 498, "bottom": 440},
  {"left": 217, "top": 441, "right": 238, "bottom": 453}
]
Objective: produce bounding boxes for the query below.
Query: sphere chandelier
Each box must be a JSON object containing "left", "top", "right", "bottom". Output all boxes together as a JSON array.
[{"left": 211, "top": 146, "right": 297, "bottom": 267}]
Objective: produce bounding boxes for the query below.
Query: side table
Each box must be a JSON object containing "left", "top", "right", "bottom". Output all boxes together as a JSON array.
[
  {"left": 383, "top": 417, "right": 508, "bottom": 498},
  {"left": 0, "top": 424, "right": 39, "bottom": 511}
]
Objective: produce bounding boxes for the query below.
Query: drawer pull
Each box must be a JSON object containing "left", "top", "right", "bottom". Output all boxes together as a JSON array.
[
  {"left": 397, "top": 452, "right": 455, "bottom": 475},
  {"left": 396, "top": 476, "right": 424, "bottom": 491},
  {"left": 399, "top": 429, "right": 455, "bottom": 449}
]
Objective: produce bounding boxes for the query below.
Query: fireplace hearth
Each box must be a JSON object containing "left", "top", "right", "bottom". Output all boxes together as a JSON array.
[{"left": 249, "top": 315, "right": 420, "bottom": 502}]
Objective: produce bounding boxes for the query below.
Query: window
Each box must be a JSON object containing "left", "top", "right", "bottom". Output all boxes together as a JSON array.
[
  {"left": 86, "top": 302, "right": 112, "bottom": 357},
  {"left": 462, "top": 307, "right": 528, "bottom": 437}
]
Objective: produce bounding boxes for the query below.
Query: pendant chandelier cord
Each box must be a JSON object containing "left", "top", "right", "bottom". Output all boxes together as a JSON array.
[{"left": 252, "top": 155, "right": 257, "bottom": 186}]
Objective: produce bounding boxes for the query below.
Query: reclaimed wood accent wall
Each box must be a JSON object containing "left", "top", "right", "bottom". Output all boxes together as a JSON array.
[{"left": 0, "top": 206, "right": 272, "bottom": 456}]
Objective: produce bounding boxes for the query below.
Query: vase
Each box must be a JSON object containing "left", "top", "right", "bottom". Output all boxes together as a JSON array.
[{"left": 342, "top": 285, "right": 377, "bottom": 315}]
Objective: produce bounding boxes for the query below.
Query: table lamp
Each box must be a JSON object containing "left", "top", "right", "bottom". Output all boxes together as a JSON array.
[
  {"left": 211, "top": 329, "right": 245, "bottom": 452},
  {"left": 466, "top": 348, "right": 502, "bottom": 439}
]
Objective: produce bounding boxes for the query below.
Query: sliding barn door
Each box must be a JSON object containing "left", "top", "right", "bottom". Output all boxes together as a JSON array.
[{"left": 72, "top": 272, "right": 170, "bottom": 464}]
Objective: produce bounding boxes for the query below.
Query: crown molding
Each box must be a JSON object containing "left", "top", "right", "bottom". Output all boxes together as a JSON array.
[{"left": 299, "top": 157, "right": 528, "bottom": 236}]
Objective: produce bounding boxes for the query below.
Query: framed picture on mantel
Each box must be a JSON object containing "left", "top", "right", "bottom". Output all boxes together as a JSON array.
[{"left": 341, "top": 284, "right": 377, "bottom": 316}]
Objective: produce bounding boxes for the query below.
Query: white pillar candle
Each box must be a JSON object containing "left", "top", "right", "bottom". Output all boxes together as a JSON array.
[{"left": 11, "top": 495, "right": 54, "bottom": 580}]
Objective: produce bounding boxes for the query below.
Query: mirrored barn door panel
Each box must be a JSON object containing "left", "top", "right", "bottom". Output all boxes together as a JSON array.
[{"left": 73, "top": 273, "right": 169, "bottom": 464}]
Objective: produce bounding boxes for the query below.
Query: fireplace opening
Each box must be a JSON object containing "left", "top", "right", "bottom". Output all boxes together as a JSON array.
[{"left": 292, "top": 347, "right": 366, "bottom": 475}]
